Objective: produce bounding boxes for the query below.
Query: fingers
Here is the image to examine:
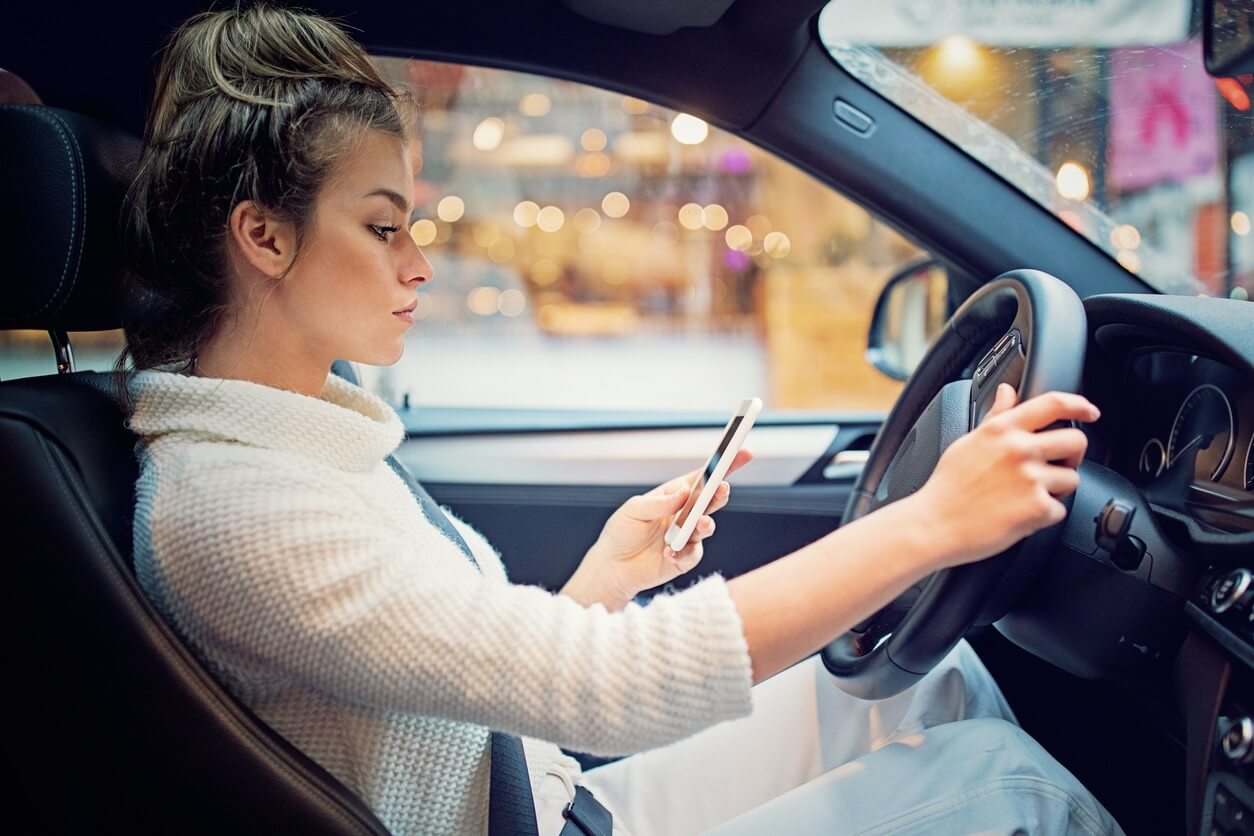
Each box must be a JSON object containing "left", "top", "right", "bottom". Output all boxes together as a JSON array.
[
  {"left": 1033, "top": 463, "right": 1082, "bottom": 498},
  {"left": 724, "top": 448, "right": 754, "bottom": 477},
  {"left": 995, "top": 390, "right": 1101, "bottom": 432},
  {"left": 1033, "top": 427, "right": 1089, "bottom": 468},
  {"left": 663, "top": 514, "right": 717, "bottom": 557},
  {"left": 704, "top": 481, "right": 731, "bottom": 515},
  {"left": 665, "top": 534, "right": 707, "bottom": 569},
  {"left": 653, "top": 472, "right": 695, "bottom": 497},
  {"left": 623, "top": 485, "right": 689, "bottom": 522},
  {"left": 985, "top": 383, "right": 1019, "bottom": 420}
]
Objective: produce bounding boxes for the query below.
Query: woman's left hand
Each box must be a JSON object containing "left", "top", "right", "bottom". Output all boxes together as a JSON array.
[{"left": 561, "top": 449, "right": 753, "bottom": 610}]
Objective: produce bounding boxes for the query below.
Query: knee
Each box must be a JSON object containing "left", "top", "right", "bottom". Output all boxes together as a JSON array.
[
  {"left": 882, "top": 719, "right": 1121, "bottom": 834},
  {"left": 934, "top": 719, "right": 1115, "bottom": 818}
]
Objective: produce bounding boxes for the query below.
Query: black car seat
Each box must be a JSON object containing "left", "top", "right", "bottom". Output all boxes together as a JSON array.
[{"left": 0, "top": 104, "right": 392, "bottom": 834}]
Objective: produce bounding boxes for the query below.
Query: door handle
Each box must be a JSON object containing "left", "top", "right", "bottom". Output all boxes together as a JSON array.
[{"left": 822, "top": 449, "right": 869, "bottom": 481}]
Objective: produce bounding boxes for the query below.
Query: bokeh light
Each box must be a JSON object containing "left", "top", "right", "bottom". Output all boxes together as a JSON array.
[
  {"left": 437, "top": 195, "right": 465, "bottom": 223},
  {"left": 602, "top": 191, "right": 630, "bottom": 218},
  {"left": 498, "top": 288, "right": 527, "bottom": 316},
  {"left": 1055, "top": 162, "right": 1091, "bottom": 202},
  {"left": 472, "top": 117, "right": 504, "bottom": 151},
  {"left": 513, "top": 200, "right": 540, "bottom": 227},
  {"left": 764, "top": 231, "right": 791, "bottom": 258},
  {"left": 536, "top": 205, "right": 565, "bottom": 232},
  {"left": 519, "top": 93, "right": 551, "bottom": 116},
  {"left": 670, "top": 113, "right": 709, "bottom": 145},
  {"left": 410, "top": 219, "right": 437, "bottom": 246},
  {"left": 467, "top": 286, "right": 501, "bottom": 316},
  {"left": 745, "top": 214, "right": 772, "bottom": 238},
  {"left": 573, "top": 208, "right": 602, "bottom": 233},
  {"left": 575, "top": 152, "right": 612, "bottom": 178},
  {"left": 580, "top": 128, "right": 607, "bottom": 152},
  {"left": 1110, "top": 224, "right": 1141, "bottom": 250},
  {"left": 703, "top": 204, "right": 729, "bottom": 231},
  {"left": 725, "top": 224, "right": 752, "bottom": 251},
  {"left": 678, "top": 203, "right": 705, "bottom": 230}
]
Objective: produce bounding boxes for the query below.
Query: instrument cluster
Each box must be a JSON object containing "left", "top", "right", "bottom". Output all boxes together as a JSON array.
[{"left": 1118, "top": 351, "right": 1254, "bottom": 507}]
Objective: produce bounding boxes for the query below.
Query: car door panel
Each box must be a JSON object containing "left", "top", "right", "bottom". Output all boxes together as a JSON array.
[{"left": 404, "top": 414, "right": 884, "bottom": 593}]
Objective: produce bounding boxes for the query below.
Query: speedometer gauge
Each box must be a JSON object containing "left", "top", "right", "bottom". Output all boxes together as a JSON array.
[{"left": 1167, "top": 384, "right": 1234, "bottom": 482}]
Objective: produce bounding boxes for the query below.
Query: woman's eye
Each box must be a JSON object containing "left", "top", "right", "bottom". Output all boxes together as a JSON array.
[{"left": 368, "top": 224, "right": 401, "bottom": 241}]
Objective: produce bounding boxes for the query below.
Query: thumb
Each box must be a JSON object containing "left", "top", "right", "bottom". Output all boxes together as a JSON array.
[
  {"left": 625, "top": 486, "right": 689, "bottom": 522},
  {"left": 985, "top": 383, "right": 1018, "bottom": 420}
]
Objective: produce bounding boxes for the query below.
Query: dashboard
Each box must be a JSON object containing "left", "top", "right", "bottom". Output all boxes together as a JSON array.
[
  {"left": 1072, "top": 293, "right": 1254, "bottom": 836},
  {"left": 1112, "top": 351, "right": 1254, "bottom": 534}
]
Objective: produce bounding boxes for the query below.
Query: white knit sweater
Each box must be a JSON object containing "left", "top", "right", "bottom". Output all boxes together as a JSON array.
[{"left": 126, "top": 368, "right": 755, "bottom": 835}]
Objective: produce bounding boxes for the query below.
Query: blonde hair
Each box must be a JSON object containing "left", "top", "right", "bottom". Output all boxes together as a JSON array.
[{"left": 116, "top": 2, "right": 413, "bottom": 394}]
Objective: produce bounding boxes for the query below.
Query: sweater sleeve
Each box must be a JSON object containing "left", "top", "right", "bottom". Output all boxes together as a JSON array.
[{"left": 146, "top": 452, "right": 755, "bottom": 757}]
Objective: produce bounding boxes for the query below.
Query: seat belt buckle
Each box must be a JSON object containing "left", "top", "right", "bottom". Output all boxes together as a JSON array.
[{"left": 560, "top": 785, "right": 612, "bottom": 836}]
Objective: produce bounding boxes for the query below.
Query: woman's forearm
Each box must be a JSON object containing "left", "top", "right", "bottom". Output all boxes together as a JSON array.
[{"left": 727, "top": 494, "right": 954, "bottom": 685}]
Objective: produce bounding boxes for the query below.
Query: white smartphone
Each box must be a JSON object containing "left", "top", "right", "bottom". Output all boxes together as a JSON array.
[{"left": 665, "top": 397, "right": 762, "bottom": 553}]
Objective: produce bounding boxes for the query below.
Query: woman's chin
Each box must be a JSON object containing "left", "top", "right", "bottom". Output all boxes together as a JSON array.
[{"left": 338, "top": 344, "right": 405, "bottom": 369}]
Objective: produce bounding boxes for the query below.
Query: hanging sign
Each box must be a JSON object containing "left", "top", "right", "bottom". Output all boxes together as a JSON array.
[
  {"left": 1109, "top": 40, "right": 1220, "bottom": 192},
  {"left": 821, "top": 0, "right": 1191, "bottom": 47}
]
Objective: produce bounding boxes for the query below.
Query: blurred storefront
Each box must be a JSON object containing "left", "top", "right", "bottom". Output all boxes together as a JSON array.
[{"left": 360, "top": 57, "right": 918, "bottom": 411}]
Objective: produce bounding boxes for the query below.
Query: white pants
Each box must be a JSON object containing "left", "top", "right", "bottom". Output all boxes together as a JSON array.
[{"left": 537, "top": 641, "right": 1124, "bottom": 835}]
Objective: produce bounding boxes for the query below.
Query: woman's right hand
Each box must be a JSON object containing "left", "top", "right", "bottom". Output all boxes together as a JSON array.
[{"left": 911, "top": 383, "right": 1101, "bottom": 571}]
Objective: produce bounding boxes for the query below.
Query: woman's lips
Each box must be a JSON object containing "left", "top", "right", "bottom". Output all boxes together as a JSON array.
[{"left": 394, "top": 299, "right": 417, "bottom": 323}]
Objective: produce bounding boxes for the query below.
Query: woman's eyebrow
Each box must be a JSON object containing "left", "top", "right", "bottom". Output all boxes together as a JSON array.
[{"left": 363, "top": 188, "right": 412, "bottom": 216}]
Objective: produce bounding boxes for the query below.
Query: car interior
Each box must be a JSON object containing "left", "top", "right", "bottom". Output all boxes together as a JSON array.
[{"left": 3, "top": 1, "right": 1253, "bottom": 834}]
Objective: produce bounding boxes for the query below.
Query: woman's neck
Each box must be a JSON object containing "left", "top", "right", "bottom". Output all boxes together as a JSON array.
[{"left": 194, "top": 328, "right": 331, "bottom": 398}]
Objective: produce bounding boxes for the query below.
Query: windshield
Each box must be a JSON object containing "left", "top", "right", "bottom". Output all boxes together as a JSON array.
[{"left": 819, "top": 0, "right": 1254, "bottom": 300}]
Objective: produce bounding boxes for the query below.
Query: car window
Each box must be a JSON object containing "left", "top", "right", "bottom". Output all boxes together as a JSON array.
[
  {"left": 0, "top": 330, "right": 125, "bottom": 380},
  {"left": 819, "top": 0, "right": 1254, "bottom": 301},
  {"left": 0, "top": 60, "right": 934, "bottom": 414},
  {"left": 355, "top": 57, "right": 929, "bottom": 412}
]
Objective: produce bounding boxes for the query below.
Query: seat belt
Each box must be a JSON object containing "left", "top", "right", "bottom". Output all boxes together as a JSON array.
[
  {"left": 384, "top": 457, "right": 541, "bottom": 836},
  {"left": 383, "top": 455, "right": 615, "bottom": 836}
]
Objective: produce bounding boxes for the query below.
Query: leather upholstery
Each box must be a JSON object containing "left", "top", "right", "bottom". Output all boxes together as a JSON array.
[
  {"left": 0, "top": 105, "right": 147, "bottom": 331},
  {"left": 2, "top": 370, "right": 393, "bottom": 834}
]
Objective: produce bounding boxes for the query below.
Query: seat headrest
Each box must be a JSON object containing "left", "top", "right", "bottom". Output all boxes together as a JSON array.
[{"left": 0, "top": 105, "right": 142, "bottom": 332}]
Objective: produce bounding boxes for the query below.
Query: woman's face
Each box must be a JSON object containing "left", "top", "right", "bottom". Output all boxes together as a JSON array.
[{"left": 272, "top": 129, "right": 430, "bottom": 368}]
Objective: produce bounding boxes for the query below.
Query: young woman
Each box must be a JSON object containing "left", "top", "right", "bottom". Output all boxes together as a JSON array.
[{"left": 120, "top": 4, "right": 1121, "bottom": 835}]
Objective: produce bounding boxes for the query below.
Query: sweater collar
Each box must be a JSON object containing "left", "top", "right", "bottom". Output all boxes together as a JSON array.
[{"left": 125, "top": 369, "right": 405, "bottom": 472}]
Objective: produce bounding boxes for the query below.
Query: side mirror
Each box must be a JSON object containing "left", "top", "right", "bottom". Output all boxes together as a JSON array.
[
  {"left": 1204, "top": 0, "right": 1254, "bottom": 77},
  {"left": 866, "top": 258, "right": 948, "bottom": 382}
]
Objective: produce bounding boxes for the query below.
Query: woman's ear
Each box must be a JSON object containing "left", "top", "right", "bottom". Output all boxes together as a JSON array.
[{"left": 228, "top": 200, "right": 297, "bottom": 280}]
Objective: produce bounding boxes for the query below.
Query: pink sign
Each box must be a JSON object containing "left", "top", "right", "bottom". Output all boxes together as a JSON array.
[{"left": 1109, "top": 40, "right": 1219, "bottom": 193}]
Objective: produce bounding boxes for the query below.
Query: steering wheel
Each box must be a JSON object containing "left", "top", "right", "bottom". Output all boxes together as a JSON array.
[{"left": 821, "top": 269, "right": 1087, "bottom": 699}]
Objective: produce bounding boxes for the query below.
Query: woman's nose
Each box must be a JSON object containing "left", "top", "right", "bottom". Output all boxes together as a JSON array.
[{"left": 403, "top": 233, "right": 434, "bottom": 285}]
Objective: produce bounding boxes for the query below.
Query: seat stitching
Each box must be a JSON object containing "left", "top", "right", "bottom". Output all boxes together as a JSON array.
[
  {"left": 39, "top": 108, "right": 88, "bottom": 321},
  {"left": 0, "top": 106, "right": 78, "bottom": 324},
  {"left": 28, "top": 429, "right": 381, "bottom": 834}
]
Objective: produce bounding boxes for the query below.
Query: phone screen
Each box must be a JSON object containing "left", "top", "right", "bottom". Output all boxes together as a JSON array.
[{"left": 674, "top": 415, "right": 743, "bottom": 527}]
